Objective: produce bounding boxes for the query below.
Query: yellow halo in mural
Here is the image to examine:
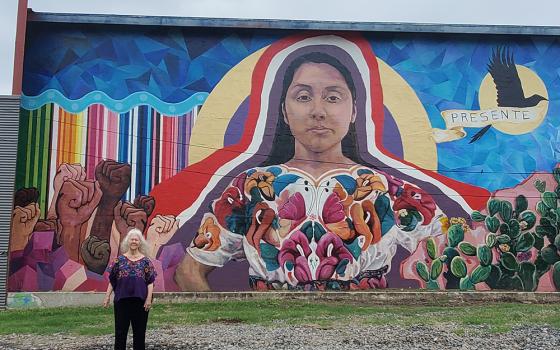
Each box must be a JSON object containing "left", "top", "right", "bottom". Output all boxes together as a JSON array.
[
  {"left": 188, "top": 47, "right": 267, "bottom": 165},
  {"left": 377, "top": 60, "right": 437, "bottom": 171},
  {"left": 478, "top": 65, "right": 549, "bottom": 135},
  {"left": 189, "top": 45, "right": 437, "bottom": 171}
]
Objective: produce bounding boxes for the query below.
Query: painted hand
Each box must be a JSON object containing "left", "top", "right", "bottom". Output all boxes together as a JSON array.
[
  {"left": 146, "top": 214, "right": 179, "bottom": 257},
  {"left": 95, "top": 160, "right": 131, "bottom": 203},
  {"left": 56, "top": 179, "right": 102, "bottom": 227},
  {"left": 133, "top": 195, "right": 156, "bottom": 217},
  {"left": 13, "top": 187, "right": 40, "bottom": 208},
  {"left": 10, "top": 203, "right": 40, "bottom": 251},
  {"left": 81, "top": 235, "right": 111, "bottom": 275},
  {"left": 113, "top": 201, "right": 148, "bottom": 239},
  {"left": 53, "top": 163, "right": 87, "bottom": 196}
]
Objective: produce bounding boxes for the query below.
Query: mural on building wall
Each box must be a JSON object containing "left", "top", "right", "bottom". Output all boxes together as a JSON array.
[{"left": 8, "top": 22, "right": 560, "bottom": 292}]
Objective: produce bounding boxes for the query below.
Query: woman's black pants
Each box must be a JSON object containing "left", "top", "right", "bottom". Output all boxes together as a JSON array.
[{"left": 114, "top": 297, "right": 149, "bottom": 350}]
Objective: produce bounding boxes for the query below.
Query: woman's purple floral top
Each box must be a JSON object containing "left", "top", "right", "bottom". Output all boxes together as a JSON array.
[
  {"left": 108, "top": 255, "right": 156, "bottom": 302},
  {"left": 187, "top": 165, "right": 445, "bottom": 291}
]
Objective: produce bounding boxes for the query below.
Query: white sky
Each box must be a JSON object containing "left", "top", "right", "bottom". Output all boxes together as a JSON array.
[{"left": 2, "top": 0, "right": 560, "bottom": 95}]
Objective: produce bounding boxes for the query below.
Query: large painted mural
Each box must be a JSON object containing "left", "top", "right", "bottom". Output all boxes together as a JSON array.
[{"left": 8, "top": 22, "right": 560, "bottom": 292}]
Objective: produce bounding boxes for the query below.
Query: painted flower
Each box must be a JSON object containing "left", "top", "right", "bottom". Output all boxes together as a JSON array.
[
  {"left": 323, "top": 191, "right": 354, "bottom": 240},
  {"left": 350, "top": 200, "right": 381, "bottom": 250},
  {"left": 315, "top": 232, "right": 353, "bottom": 280},
  {"left": 326, "top": 220, "right": 353, "bottom": 241},
  {"left": 278, "top": 192, "right": 306, "bottom": 221},
  {"left": 393, "top": 184, "right": 436, "bottom": 225},
  {"left": 350, "top": 276, "right": 388, "bottom": 290},
  {"left": 333, "top": 183, "right": 353, "bottom": 215},
  {"left": 277, "top": 192, "right": 307, "bottom": 240},
  {"left": 354, "top": 173, "right": 386, "bottom": 201},
  {"left": 517, "top": 250, "right": 532, "bottom": 262},
  {"left": 232, "top": 172, "right": 247, "bottom": 197},
  {"left": 322, "top": 192, "right": 346, "bottom": 224},
  {"left": 498, "top": 243, "right": 510, "bottom": 253},
  {"left": 246, "top": 202, "right": 277, "bottom": 252},
  {"left": 440, "top": 216, "right": 450, "bottom": 234},
  {"left": 214, "top": 187, "right": 246, "bottom": 228},
  {"left": 193, "top": 217, "right": 221, "bottom": 251},
  {"left": 278, "top": 230, "right": 313, "bottom": 284},
  {"left": 245, "top": 171, "right": 275, "bottom": 201},
  {"left": 450, "top": 217, "right": 470, "bottom": 233},
  {"left": 381, "top": 172, "right": 404, "bottom": 197}
]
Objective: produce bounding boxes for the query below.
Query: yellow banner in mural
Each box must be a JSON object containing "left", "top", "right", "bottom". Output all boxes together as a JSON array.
[{"left": 432, "top": 106, "right": 540, "bottom": 143}]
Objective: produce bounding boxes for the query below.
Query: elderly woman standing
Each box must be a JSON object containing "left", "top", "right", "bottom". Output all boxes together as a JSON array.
[{"left": 103, "top": 228, "right": 156, "bottom": 350}]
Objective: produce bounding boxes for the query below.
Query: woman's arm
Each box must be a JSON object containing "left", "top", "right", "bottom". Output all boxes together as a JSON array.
[
  {"left": 103, "top": 283, "right": 113, "bottom": 308},
  {"left": 144, "top": 283, "right": 154, "bottom": 311}
]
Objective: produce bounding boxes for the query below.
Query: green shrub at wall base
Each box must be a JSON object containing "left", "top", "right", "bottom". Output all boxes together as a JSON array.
[{"left": 518, "top": 262, "right": 537, "bottom": 292}]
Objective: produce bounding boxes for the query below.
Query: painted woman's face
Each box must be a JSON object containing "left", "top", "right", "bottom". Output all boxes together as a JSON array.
[{"left": 283, "top": 62, "right": 356, "bottom": 155}]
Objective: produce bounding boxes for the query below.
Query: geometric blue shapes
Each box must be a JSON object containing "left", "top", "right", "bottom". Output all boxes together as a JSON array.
[
  {"left": 23, "top": 23, "right": 276, "bottom": 102},
  {"left": 186, "top": 77, "right": 212, "bottom": 93}
]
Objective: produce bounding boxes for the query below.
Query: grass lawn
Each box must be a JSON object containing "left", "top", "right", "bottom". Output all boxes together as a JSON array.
[{"left": 1, "top": 301, "right": 559, "bottom": 336}]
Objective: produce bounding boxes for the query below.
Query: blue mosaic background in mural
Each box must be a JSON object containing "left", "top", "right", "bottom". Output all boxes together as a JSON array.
[
  {"left": 23, "top": 23, "right": 278, "bottom": 101},
  {"left": 370, "top": 34, "right": 560, "bottom": 191},
  {"left": 21, "top": 23, "right": 560, "bottom": 192}
]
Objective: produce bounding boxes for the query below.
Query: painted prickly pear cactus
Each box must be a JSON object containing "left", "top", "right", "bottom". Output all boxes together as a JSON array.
[
  {"left": 415, "top": 218, "right": 491, "bottom": 290},
  {"left": 471, "top": 195, "right": 539, "bottom": 291},
  {"left": 415, "top": 166, "right": 560, "bottom": 291}
]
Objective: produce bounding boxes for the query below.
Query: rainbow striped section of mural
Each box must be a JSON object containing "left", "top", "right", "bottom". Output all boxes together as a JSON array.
[{"left": 16, "top": 102, "right": 200, "bottom": 218}]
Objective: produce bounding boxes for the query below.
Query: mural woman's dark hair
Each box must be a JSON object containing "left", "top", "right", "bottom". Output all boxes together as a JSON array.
[{"left": 261, "top": 52, "right": 363, "bottom": 167}]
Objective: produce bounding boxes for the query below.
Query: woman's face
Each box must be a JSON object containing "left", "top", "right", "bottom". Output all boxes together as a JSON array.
[
  {"left": 129, "top": 235, "right": 140, "bottom": 251},
  {"left": 283, "top": 62, "right": 356, "bottom": 154}
]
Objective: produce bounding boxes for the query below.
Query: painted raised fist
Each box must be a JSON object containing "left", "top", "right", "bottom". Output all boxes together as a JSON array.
[
  {"left": 146, "top": 214, "right": 179, "bottom": 257},
  {"left": 95, "top": 160, "right": 131, "bottom": 203},
  {"left": 133, "top": 195, "right": 155, "bottom": 217},
  {"left": 47, "top": 164, "right": 87, "bottom": 219},
  {"left": 53, "top": 163, "right": 86, "bottom": 195},
  {"left": 81, "top": 235, "right": 111, "bottom": 275},
  {"left": 56, "top": 179, "right": 102, "bottom": 227},
  {"left": 10, "top": 203, "right": 40, "bottom": 251},
  {"left": 114, "top": 201, "right": 148, "bottom": 239},
  {"left": 13, "top": 188, "right": 40, "bottom": 208}
]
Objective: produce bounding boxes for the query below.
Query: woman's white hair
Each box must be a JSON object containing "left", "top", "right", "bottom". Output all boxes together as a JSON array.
[{"left": 120, "top": 228, "right": 150, "bottom": 256}]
